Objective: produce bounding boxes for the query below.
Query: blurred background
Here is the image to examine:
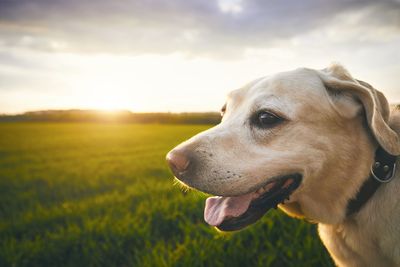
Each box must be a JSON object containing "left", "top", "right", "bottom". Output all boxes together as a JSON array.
[{"left": 0, "top": 0, "right": 399, "bottom": 266}]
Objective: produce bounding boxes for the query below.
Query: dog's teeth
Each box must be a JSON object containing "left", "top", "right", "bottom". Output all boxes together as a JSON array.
[
  {"left": 283, "top": 178, "right": 294, "bottom": 188},
  {"left": 256, "top": 187, "right": 265, "bottom": 194},
  {"left": 256, "top": 182, "right": 276, "bottom": 195},
  {"left": 264, "top": 183, "right": 275, "bottom": 191}
]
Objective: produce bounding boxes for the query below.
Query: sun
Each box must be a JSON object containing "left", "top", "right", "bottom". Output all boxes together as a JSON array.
[
  {"left": 85, "top": 93, "right": 130, "bottom": 111},
  {"left": 68, "top": 56, "right": 138, "bottom": 111},
  {"left": 46, "top": 53, "right": 228, "bottom": 113},
  {"left": 75, "top": 85, "right": 135, "bottom": 111}
]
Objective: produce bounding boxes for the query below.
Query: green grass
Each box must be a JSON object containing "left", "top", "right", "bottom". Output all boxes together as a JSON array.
[{"left": 0, "top": 123, "right": 333, "bottom": 267}]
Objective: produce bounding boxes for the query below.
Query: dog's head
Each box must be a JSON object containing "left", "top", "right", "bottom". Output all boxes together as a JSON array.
[{"left": 166, "top": 64, "right": 400, "bottom": 231}]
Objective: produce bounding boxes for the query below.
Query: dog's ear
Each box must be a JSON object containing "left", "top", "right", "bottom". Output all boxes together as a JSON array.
[{"left": 318, "top": 64, "right": 400, "bottom": 155}]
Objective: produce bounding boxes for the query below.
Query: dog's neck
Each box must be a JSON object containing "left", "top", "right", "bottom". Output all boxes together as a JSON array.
[{"left": 346, "top": 146, "right": 397, "bottom": 217}]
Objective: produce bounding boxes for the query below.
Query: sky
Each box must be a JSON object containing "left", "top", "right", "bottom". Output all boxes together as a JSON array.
[{"left": 0, "top": 0, "right": 399, "bottom": 114}]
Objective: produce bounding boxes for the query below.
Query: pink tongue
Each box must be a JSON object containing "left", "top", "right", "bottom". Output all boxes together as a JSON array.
[{"left": 204, "top": 192, "right": 256, "bottom": 226}]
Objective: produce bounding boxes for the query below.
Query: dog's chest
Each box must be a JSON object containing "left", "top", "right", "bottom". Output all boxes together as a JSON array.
[
  {"left": 318, "top": 173, "right": 400, "bottom": 267},
  {"left": 318, "top": 222, "right": 397, "bottom": 267}
]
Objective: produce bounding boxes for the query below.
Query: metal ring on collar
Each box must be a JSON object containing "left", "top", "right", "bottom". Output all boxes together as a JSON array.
[{"left": 370, "top": 163, "right": 396, "bottom": 183}]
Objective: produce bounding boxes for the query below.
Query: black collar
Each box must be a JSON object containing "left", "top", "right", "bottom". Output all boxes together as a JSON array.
[{"left": 346, "top": 146, "right": 397, "bottom": 217}]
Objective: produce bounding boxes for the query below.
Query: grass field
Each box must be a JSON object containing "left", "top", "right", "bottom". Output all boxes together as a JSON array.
[{"left": 0, "top": 123, "right": 333, "bottom": 267}]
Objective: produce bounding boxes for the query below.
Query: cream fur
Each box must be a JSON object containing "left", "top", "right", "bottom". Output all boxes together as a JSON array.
[{"left": 168, "top": 64, "right": 400, "bottom": 266}]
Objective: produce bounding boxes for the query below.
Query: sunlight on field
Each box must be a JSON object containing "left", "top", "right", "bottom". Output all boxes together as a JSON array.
[{"left": 0, "top": 123, "right": 333, "bottom": 267}]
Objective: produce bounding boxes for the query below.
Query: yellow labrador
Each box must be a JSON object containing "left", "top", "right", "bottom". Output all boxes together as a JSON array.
[{"left": 166, "top": 64, "right": 400, "bottom": 267}]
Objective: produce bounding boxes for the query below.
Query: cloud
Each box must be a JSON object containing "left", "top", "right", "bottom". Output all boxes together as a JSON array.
[{"left": 0, "top": 0, "right": 399, "bottom": 57}]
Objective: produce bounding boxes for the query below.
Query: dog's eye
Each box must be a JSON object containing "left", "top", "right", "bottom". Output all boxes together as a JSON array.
[{"left": 255, "top": 111, "right": 282, "bottom": 128}]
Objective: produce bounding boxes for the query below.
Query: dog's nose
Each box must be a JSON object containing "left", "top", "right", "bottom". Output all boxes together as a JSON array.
[{"left": 166, "top": 149, "right": 190, "bottom": 177}]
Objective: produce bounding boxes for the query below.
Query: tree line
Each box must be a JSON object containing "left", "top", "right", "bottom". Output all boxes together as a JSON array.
[{"left": 0, "top": 110, "right": 221, "bottom": 125}]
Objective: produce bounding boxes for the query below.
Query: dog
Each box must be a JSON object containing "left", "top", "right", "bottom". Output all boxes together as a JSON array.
[{"left": 166, "top": 64, "right": 400, "bottom": 267}]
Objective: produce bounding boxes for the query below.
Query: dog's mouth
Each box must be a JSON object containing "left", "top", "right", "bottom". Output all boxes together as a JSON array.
[{"left": 204, "top": 174, "right": 302, "bottom": 231}]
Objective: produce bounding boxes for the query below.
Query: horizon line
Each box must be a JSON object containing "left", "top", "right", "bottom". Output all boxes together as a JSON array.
[{"left": 0, "top": 108, "right": 221, "bottom": 116}]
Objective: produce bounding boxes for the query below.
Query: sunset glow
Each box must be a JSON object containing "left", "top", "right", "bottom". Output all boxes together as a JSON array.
[{"left": 0, "top": 1, "right": 399, "bottom": 114}]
